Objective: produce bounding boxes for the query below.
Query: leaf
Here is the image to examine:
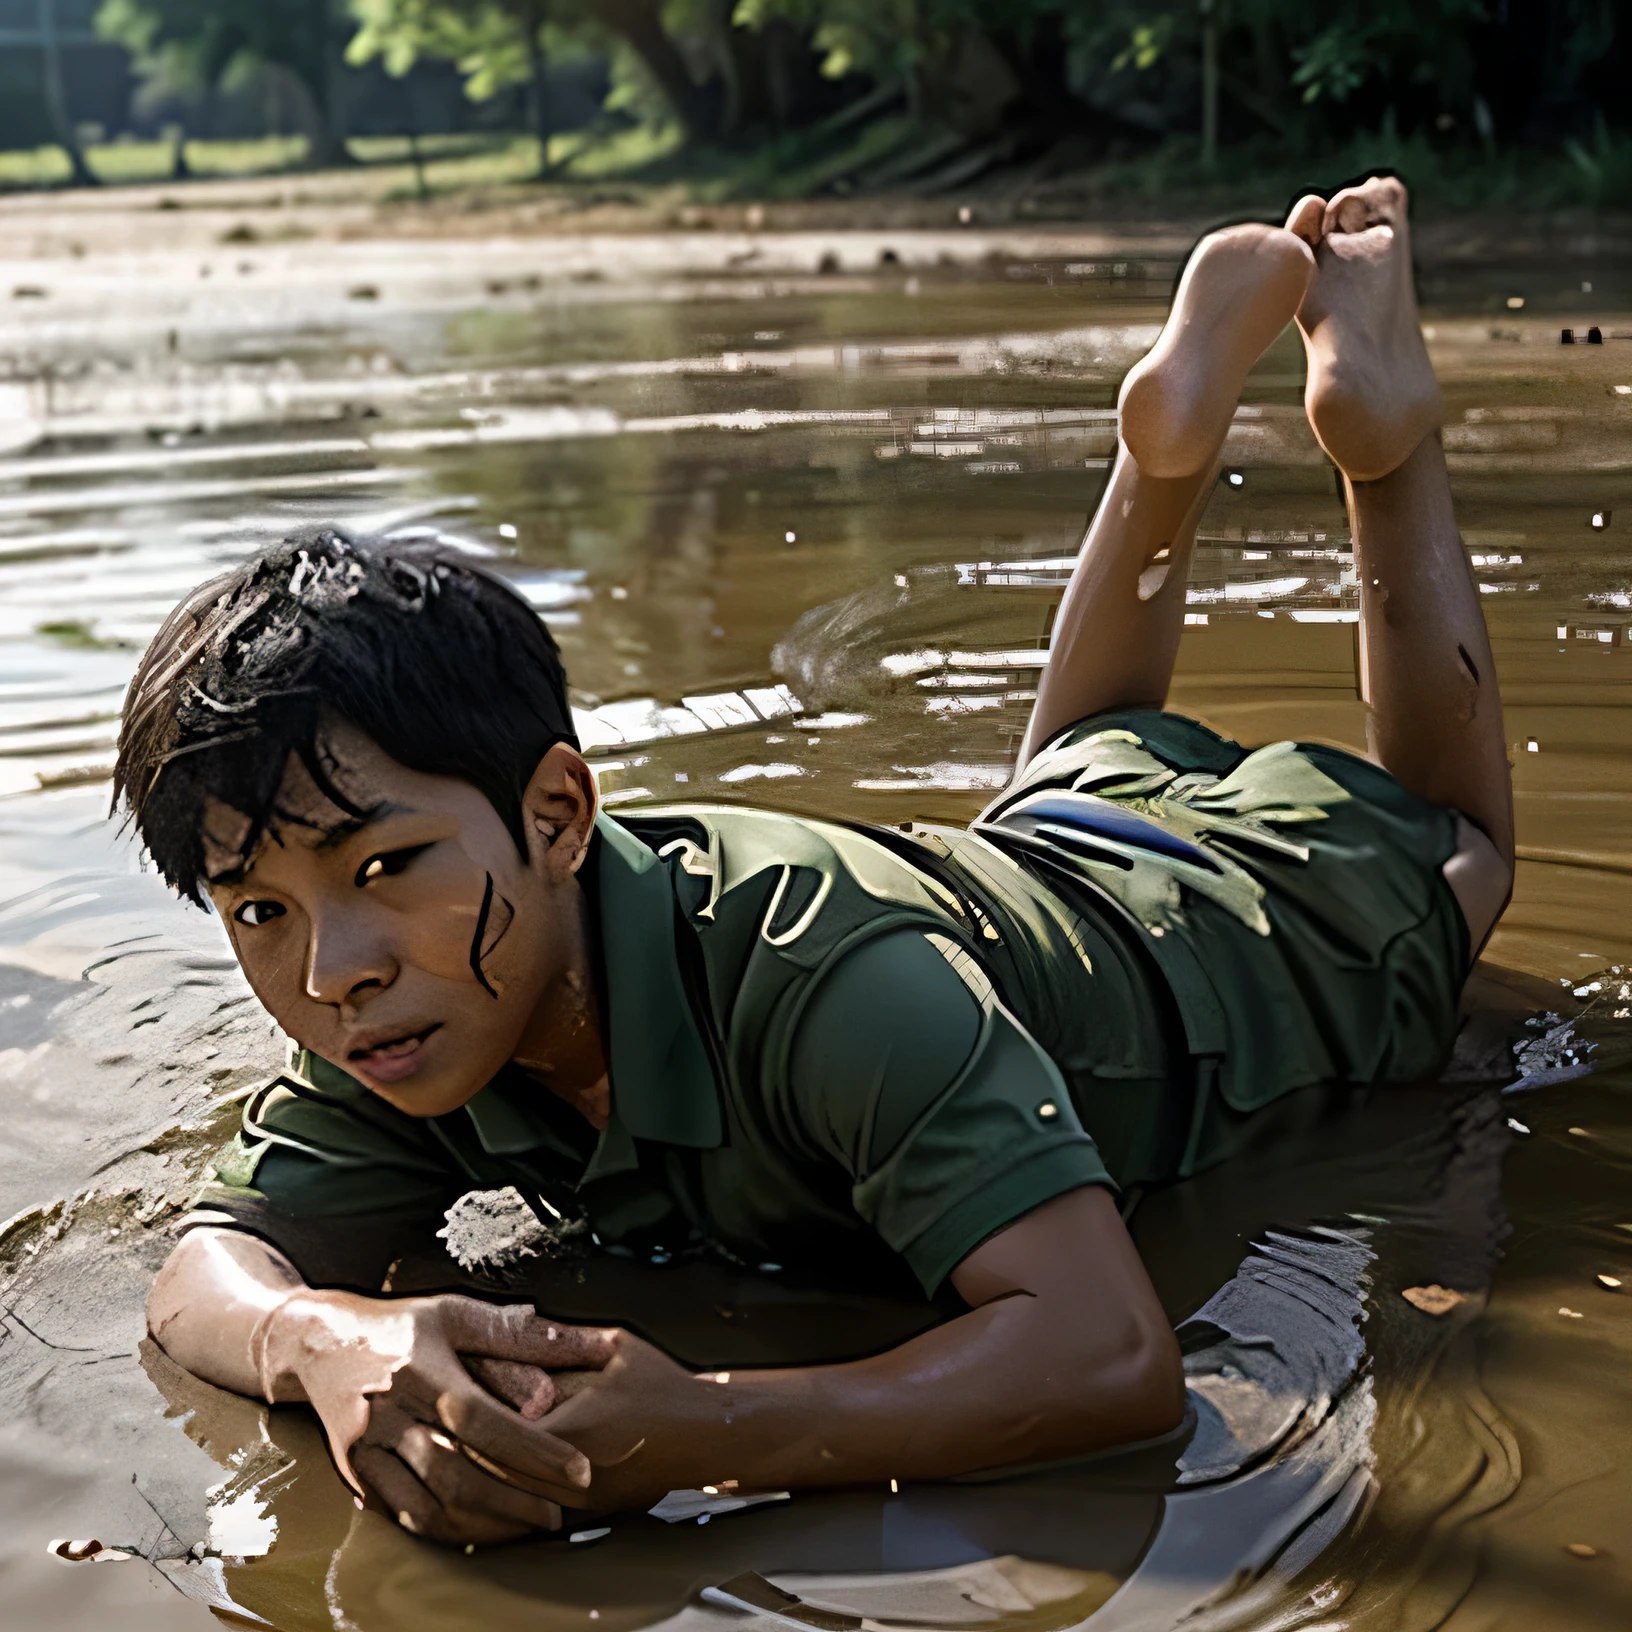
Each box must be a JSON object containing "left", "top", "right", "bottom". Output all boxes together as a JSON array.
[{"left": 1402, "top": 1284, "right": 1465, "bottom": 1316}]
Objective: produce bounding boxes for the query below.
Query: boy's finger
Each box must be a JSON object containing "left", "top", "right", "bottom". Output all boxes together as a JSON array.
[
  {"left": 395, "top": 1422, "right": 563, "bottom": 1531},
  {"left": 463, "top": 1355, "right": 555, "bottom": 1419},
  {"left": 439, "top": 1301, "right": 618, "bottom": 1370},
  {"left": 352, "top": 1443, "right": 528, "bottom": 1548},
  {"left": 455, "top": 1438, "right": 586, "bottom": 1507},
  {"left": 548, "top": 1368, "right": 598, "bottom": 1403},
  {"left": 434, "top": 1380, "right": 593, "bottom": 1491}
]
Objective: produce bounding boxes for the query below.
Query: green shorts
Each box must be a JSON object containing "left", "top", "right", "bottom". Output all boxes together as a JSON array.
[{"left": 978, "top": 709, "right": 1469, "bottom": 1183}]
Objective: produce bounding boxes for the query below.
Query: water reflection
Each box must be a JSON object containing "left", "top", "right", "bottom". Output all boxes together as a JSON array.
[{"left": 1, "top": 239, "right": 1630, "bottom": 1628}]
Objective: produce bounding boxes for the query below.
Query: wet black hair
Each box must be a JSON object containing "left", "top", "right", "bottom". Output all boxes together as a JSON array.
[{"left": 114, "top": 528, "right": 578, "bottom": 906}]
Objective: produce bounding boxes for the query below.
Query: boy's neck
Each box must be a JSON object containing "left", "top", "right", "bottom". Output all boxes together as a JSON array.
[{"left": 510, "top": 878, "right": 611, "bottom": 1130}]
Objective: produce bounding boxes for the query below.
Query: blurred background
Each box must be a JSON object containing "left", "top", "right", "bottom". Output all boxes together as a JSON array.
[{"left": 0, "top": 0, "right": 1626, "bottom": 210}]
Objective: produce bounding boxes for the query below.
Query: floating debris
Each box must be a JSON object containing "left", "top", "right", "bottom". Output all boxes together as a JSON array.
[
  {"left": 1506, "top": 1118, "right": 1530, "bottom": 1135},
  {"left": 1597, "top": 1275, "right": 1623, "bottom": 1290},
  {"left": 718, "top": 762, "right": 804, "bottom": 783},
  {"left": 1508, "top": 1015, "right": 1596, "bottom": 1092},
  {"left": 1402, "top": 1285, "right": 1465, "bottom": 1317},
  {"left": 570, "top": 1527, "right": 612, "bottom": 1545},
  {"left": 1559, "top": 1307, "right": 1584, "bottom": 1319},
  {"left": 648, "top": 1488, "right": 790, "bottom": 1524},
  {"left": 1567, "top": 1543, "right": 1599, "bottom": 1559},
  {"left": 47, "top": 1538, "right": 133, "bottom": 1564}
]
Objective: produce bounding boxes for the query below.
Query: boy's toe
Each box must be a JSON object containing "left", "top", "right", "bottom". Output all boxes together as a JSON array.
[{"left": 1285, "top": 194, "right": 1325, "bottom": 249}]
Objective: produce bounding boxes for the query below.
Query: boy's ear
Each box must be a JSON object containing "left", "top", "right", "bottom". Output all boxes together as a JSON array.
[{"left": 521, "top": 742, "right": 598, "bottom": 878}]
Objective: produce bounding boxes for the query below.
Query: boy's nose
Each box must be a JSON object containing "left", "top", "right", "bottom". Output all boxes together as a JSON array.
[{"left": 303, "top": 911, "right": 397, "bottom": 1010}]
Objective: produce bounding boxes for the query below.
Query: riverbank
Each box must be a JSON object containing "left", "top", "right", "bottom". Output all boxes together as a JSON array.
[{"left": 2, "top": 140, "right": 1631, "bottom": 269}]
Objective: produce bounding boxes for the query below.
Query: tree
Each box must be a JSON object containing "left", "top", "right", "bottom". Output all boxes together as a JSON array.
[
  {"left": 348, "top": 0, "right": 558, "bottom": 173},
  {"left": 38, "top": 0, "right": 100, "bottom": 186},
  {"left": 728, "top": 0, "right": 1626, "bottom": 166},
  {"left": 96, "top": 0, "right": 356, "bottom": 167}
]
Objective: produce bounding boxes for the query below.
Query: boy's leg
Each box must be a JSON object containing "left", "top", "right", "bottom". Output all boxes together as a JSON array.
[
  {"left": 1291, "top": 177, "right": 1514, "bottom": 951},
  {"left": 1016, "top": 225, "right": 1315, "bottom": 766}
]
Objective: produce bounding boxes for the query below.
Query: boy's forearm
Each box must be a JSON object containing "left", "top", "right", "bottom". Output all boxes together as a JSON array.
[
  {"left": 574, "top": 1291, "right": 1182, "bottom": 1508},
  {"left": 548, "top": 1188, "right": 1186, "bottom": 1508},
  {"left": 740, "top": 1296, "right": 1177, "bottom": 1487},
  {"left": 147, "top": 1226, "right": 308, "bottom": 1401}
]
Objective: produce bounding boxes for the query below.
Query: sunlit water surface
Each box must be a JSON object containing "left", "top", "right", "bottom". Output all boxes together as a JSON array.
[{"left": 0, "top": 230, "right": 1628, "bottom": 1631}]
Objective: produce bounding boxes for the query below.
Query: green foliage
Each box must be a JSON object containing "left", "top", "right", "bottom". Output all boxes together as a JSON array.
[
  {"left": 96, "top": 0, "right": 345, "bottom": 93},
  {"left": 346, "top": 0, "right": 551, "bottom": 99},
  {"left": 1565, "top": 114, "right": 1632, "bottom": 208},
  {"left": 79, "top": 0, "right": 1632, "bottom": 196},
  {"left": 1291, "top": 22, "right": 1381, "bottom": 104},
  {"left": 1284, "top": 1, "right": 1485, "bottom": 106},
  {"left": 1114, "top": 19, "right": 1176, "bottom": 75}
]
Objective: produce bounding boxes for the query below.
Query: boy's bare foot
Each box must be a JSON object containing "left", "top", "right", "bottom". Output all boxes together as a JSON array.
[
  {"left": 1293, "top": 176, "right": 1442, "bottom": 483},
  {"left": 1118, "top": 223, "right": 1314, "bottom": 479}
]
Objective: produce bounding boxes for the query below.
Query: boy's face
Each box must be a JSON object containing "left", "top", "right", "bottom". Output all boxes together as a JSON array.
[{"left": 203, "top": 718, "right": 595, "bottom": 1118}]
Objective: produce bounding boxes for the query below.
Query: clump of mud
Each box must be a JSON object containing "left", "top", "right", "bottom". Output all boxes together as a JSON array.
[{"left": 436, "top": 1186, "right": 587, "bottom": 1278}]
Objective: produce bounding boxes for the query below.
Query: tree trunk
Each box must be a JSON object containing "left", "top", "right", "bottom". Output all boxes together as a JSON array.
[
  {"left": 984, "top": 15, "right": 1154, "bottom": 147},
  {"left": 524, "top": 14, "right": 553, "bottom": 176},
  {"left": 36, "top": 0, "right": 97, "bottom": 188},
  {"left": 292, "top": 0, "right": 353, "bottom": 169},
  {"left": 293, "top": 71, "right": 353, "bottom": 169},
  {"left": 597, "top": 0, "right": 722, "bottom": 141}
]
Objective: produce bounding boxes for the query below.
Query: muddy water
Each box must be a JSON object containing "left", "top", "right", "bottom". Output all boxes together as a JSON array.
[{"left": 0, "top": 229, "right": 1628, "bottom": 1631}]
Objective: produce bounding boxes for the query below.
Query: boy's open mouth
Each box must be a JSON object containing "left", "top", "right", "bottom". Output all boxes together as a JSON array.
[{"left": 349, "top": 1024, "right": 442, "bottom": 1083}]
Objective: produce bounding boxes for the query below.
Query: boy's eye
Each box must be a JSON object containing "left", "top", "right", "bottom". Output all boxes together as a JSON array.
[
  {"left": 234, "top": 900, "right": 286, "bottom": 928},
  {"left": 355, "top": 843, "right": 433, "bottom": 888}
]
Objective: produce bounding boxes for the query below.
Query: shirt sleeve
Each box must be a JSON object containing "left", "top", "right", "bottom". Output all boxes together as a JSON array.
[
  {"left": 786, "top": 928, "right": 1114, "bottom": 1295},
  {"left": 186, "top": 1057, "right": 460, "bottom": 1290}
]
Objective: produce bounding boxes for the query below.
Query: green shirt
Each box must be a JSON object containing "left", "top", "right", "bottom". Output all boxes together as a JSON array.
[
  {"left": 198, "top": 808, "right": 1138, "bottom": 1301},
  {"left": 193, "top": 711, "right": 1466, "bottom": 1322}
]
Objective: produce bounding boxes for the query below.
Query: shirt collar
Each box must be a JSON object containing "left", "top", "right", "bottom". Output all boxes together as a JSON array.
[
  {"left": 592, "top": 812, "right": 723, "bottom": 1149},
  {"left": 455, "top": 812, "right": 723, "bottom": 1165}
]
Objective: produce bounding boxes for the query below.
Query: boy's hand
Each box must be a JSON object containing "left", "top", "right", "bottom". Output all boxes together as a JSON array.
[
  {"left": 526, "top": 1329, "right": 741, "bottom": 1512},
  {"left": 254, "top": 1290, "right": 615, "bottom": 1545}
]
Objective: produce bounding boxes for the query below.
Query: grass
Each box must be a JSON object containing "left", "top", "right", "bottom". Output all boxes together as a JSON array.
[
  {"left": 35, "top": 620, "right": 111, "bottom": 649},
  {"left": 1021, "top": 128, "right": 1632, "bottom": 217},
  {"left": 548, "top": 121, "right": 685, "bottom": 181},
  {"left": 0, "top": 131, "right": 534, "bottom": 192},
  {"left": 1, "top": 118, "right": 1628, "bottom": 217},
  {"left": 0, "top": 125, "right": 683, "bottom": 201}
]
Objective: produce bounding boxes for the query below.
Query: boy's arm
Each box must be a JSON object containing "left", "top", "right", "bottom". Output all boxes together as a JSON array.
[
  {"left": 148, "top": 1227, "right": 617, "bottom": 1543},
  {"left": 535, "top": 1184, "right": 1186, "bottom": 1512},
  {"left": 149, "top": 1226, "right": 307, "bottom": 1398}
]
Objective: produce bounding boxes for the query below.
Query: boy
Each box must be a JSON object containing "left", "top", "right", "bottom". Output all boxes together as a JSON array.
[{"left": 120, "top": 176, "right": 1511, "bottom": 1547}]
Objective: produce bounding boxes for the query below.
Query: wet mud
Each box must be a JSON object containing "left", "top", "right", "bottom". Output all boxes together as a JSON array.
[{"left": 1, "top": 224, "right": 1629, "bottom": 1629}]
